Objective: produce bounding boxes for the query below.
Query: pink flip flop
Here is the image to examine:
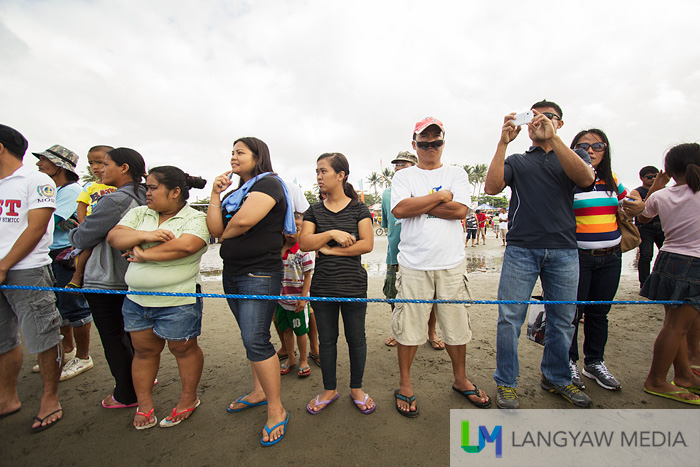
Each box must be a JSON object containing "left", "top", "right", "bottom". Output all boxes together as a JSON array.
[
  {"left": 102, "top": 395, "right": 137, "bottom": 409},
  {"left": 306, "top": 393, "right": 339, "bottom": 415}
]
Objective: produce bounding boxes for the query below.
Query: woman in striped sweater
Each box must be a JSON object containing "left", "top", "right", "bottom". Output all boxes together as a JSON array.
[
  {"left": 300, "top": 152, "right": 376, "bottom": 415},
  {"left": 568, "top": 128, "right": 644, "bottom": 392}
]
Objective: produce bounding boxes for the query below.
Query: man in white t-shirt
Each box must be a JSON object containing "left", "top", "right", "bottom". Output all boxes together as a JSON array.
[
  {"left": 0, "top": 124, "right": 63, "bottom": 432},
  {"left": 390, "top": 117, "right": 491, "bottom": 417},
  {"left": 498, "top": 207, "right": 508, "bottom": 246}
]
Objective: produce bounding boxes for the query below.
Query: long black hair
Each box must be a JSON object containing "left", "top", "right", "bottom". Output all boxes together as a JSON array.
[
  {"left": 570, "top": 129, "right": 618, "bottom": 196},
  {"left": 317, "top": 152, "right": 358, "bottom": 205},
  {"left": 148, "top": 166, "right": 206, "bottom": 204},
  {"left": 233, "top": 137, "right": 274, "bottom": 188},
  {"left": 665, "top": 143, "right": 700, "bottom": 193},
  {"left": 107, "top": 147, "right": 146, "bottom": 195}
]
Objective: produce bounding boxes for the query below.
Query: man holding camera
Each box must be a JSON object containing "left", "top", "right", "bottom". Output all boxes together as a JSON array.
[{"left": 484, "top": 100, "right": 595, "bottom": 409}]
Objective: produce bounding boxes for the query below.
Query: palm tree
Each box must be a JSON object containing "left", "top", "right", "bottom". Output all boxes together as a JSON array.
[
  {"left": 472, "top": 163, "right": 488, "bottom": 199},
  {"left": 367, "top": 172, "right": 382, "bottom": 194},
  {"left": 381, "top": 167, "right": 394, "bottom": 188}
]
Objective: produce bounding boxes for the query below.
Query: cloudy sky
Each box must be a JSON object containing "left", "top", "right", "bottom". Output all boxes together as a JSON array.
[{"left": 2, "top": 0, "right": 699, "bottom": 200}]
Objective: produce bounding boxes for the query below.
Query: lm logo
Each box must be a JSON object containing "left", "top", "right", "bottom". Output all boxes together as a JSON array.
[{"left": 461, "top": 421, "right": 502, "bottom": 458}]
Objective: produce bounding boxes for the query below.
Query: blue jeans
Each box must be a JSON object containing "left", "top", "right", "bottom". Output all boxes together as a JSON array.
[
  {"left": 570, "top": 248, "right": 622, "bottom": 364},
  {"left": 311, "top": 297, "right": 367, "bottom": 391},
  {"left": 49, "top": 252, "right": 92, "bottom": 327},
  {"left": 122, "top": 297, "right": 203, "bottom": 341},
  {"left": 222, "top": 271, "right": 282, "bottom": 362},
  {"left": 494, "top": 246, "right": 579, "bottom": 387},
  {"left": 638, "top": 222, "right": 665, "bottom": 287}
]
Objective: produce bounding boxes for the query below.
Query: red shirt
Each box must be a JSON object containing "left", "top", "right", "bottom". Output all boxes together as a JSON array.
[{"left": 476, "top": 212, "right": 487, "bottom": 228}]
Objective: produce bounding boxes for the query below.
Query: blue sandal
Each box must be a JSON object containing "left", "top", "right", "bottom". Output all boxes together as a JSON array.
[
  {"left": 394, "top": 389, "right": 418, "bottom": 417},
  {"left": 227, "top": 394, "right": 268, "bottom": 413},
  {"left": 261, "top": 411, "right": 289, "bottom": 446}
]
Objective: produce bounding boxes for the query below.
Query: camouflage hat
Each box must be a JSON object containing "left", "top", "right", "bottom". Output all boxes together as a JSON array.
[
  {"left": 391, "top": 151, "right": 418, "bottom": 165},
  {"left": 32, "top": 144, "right": 79, "bottom": 176}
]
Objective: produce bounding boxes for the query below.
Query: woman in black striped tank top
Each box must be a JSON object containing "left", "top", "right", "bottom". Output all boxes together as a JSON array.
[{"left": 300, "top": 152, "right": 376, "bottom": 415}]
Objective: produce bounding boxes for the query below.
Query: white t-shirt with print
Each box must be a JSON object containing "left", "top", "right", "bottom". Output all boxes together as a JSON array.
[
  {"left": 391, "top": 164, "right": 470, "bottom": 270},
  {"left": 0, "top": 165, "right": 56, "bottom": 270}
]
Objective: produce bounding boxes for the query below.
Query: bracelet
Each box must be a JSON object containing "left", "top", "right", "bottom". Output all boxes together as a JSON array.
[{"left": 209, "top": 202, "right": 220, "bottom": 207}]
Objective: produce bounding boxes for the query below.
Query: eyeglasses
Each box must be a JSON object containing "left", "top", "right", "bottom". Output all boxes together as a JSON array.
[
  {"left": 414, "top": 140, "right": 445, "bottom": 150},
  {"left": 574, "top": 142, "right": 607, "bottom": 152},
  {"left": 393, "top": 162, "right": 409, "bottom": 168},
  {"left": 644, "top": 174, "right": 658, "bottom": 180},
  {"left": 542, "top": 112, "right": 561, "bottom": 121}
]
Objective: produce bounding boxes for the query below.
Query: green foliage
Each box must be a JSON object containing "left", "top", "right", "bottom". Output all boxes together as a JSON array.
[
  {"left": 80, "top": 165, "right": 98, "bottom": 184},
  {"left": 362, "top": 192, "right": 381, "bottom": 206},
  {"left": 473, "top": 195, "right": 509, "bottom": 208}
]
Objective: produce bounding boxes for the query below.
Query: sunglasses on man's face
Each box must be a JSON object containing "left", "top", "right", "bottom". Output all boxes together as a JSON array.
[
  {"left": 644, "top": 174, "right": 658, "bottom": 180},
  {"left": 542, "top": 112, "right": 561, "bottom": 121},
  {"left": 414, "top": 139, "right": 445, "bottom": 150},
  {"left": 575, "top": 142, "right": 607, "bottom": 152}
]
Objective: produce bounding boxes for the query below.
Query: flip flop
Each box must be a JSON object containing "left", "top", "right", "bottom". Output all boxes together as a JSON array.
[
  {"left": 429, "top": 338, "right": 445, "bottom": 350},
  {"left": 452, "top": 385, "right": 492, "bottom": 408},
  {"left": 280, "top": 363, "right": 296, "bottom": 375},
  {"left": 134, "top": 407, "right": 157, "bottom": 430},
  {"left": 671, "top": 381, "right": 700, "bottom": 395},
  {"left": 691, "top": 366, "right": 700, "bottom": 378},
  {"left": 227, "top": 394, "right": 268, "bottom": 413},
  {"left": 101, "top": 395, "right": 138, "bottom": 409},
  {"left": 306, "top": 393, "right": 340, "bottom": 415},
  {"left": 277, "top": 352, "right": 289, "bottom": 362},
  {"left": 384, "top": 337, "right": 398, "bottom": 347},
  {"left": 159, "top": 399, "right": 201, "bottom": 427},
  {"left": 31, "top": 408, "right": 62, "bottom": 433},
  {"left": 298, "top": 366, "right": 311, "bottom": 377},
  {"left": 0, "top": 407, "right": 20, "bottom": 419},
  {"left": 644, "top": 387, "right": 700, "bottom": 405},
  {"left": 394, "top": 389, "right": 418, "bottom": 417},
  {"left": 309, "top": 353, "right": 321, "bottom": 367},
  {"left": 351, "top": 394, "right": 376, "bottom": 414},
  {"left": 261, "top": 411, "right": 289, "bottom": 447}
]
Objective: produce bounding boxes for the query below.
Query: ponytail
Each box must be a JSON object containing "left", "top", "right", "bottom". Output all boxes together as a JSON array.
[
  {"left": 664, "top": 143, "right": 700, "bottom": 193},
  {"left": 317, "top": 152, "right": 358, "bottom": 205}
]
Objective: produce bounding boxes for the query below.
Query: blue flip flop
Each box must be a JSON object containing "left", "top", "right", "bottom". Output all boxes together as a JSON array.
[
  {"left": 227, "top": 394, "right": 268, "bottom": 413},
  {"left": 261, "top": 411, "right": 289, "bottom": 447}
]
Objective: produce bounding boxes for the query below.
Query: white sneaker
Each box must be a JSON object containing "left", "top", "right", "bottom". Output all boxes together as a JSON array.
[
  {"left": 32, "top": 348, "right": 76, "bottom": 373},
  {"left": 60, "top": 355, "right": 94, "bottom": 381}
]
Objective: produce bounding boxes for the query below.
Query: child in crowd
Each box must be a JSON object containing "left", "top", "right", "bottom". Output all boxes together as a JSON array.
[
  {"left": 637, "top": 143, "right": 700, "bottom": 405},
  {"left": 67, "top": 146, "right": 116, "bottom": 288},
  {"left": 278, "top": 213, "right": 314, "bottom": 377}
]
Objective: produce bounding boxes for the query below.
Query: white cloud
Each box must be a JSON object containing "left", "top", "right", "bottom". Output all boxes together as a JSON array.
[{"left": 1, "top": 0, "right": 699, "bottom": 194}]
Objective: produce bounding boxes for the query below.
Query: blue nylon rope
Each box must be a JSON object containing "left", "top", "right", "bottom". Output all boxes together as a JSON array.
[{"left": 0, "top": 284, "right": 689, "bottom": 306}]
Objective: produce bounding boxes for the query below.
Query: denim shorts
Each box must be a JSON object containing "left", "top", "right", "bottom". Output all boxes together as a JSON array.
[
  {"left": 0, "top": 266, "right": 62, "bottom": 354},
  {"left": 122, "top": 297, "right": 203, "bottom": 341},
  {"left": 642, "top": 251, "right": 700, "bottom": 311},
  {"left": 222, "top": 270, "right": 282, "bottom": 362}
]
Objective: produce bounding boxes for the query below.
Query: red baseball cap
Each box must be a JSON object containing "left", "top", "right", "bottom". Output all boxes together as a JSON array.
[{"left": 413, "top": 117, "right": 445, "bottom": 137}]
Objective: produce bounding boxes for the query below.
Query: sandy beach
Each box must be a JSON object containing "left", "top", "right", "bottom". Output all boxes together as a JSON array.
[{"left": 2, "top": 234, "right": 697, "bottom": 466}]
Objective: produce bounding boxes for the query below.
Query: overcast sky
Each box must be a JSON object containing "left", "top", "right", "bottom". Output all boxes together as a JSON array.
[{"left": 2, "top": 0, "right": 699, "bottom": 201}]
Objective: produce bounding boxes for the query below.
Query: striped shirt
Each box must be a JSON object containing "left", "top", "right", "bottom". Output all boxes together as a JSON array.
[
  {"left": 279, "top": 243, "right": 314, "bottom": 310},
  {"left": 304, "top": 201, "right": 371, "bottom": 297},
  {"left": 573, "top": 174, "right": 627, "bottom": 250}
]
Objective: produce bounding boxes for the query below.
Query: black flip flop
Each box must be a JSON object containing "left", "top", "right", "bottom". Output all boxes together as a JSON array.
[
  {"left": 452, "top": 385, "right": 492, "bottom": 409},
  {"left": 31, "top": 408, "right": 62, "bottom": 433},
  {"left": 394, "top": 389, "right": 418, "bottom": 417}
]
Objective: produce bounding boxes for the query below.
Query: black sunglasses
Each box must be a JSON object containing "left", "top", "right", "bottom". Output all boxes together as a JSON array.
[
  {"left": 415, "top": 140, "right": 445, "bottom": 150},
  {"left": 575, "top": 142, "right": 607, "bottom": 152},
  {"left": 644, "top": 174, "right": 658, "bottom": 180},
  {"left": 542, "top": 112, "right": 561, "bottom": 121}
]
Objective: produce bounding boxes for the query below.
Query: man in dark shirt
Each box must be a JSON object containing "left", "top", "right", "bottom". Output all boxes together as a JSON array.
[
  {"left": 629, "top": 166, "right": 664, "bottom": 290},
  {"left": 484, "top": 100, "right": 596, "bottom": 409}
]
